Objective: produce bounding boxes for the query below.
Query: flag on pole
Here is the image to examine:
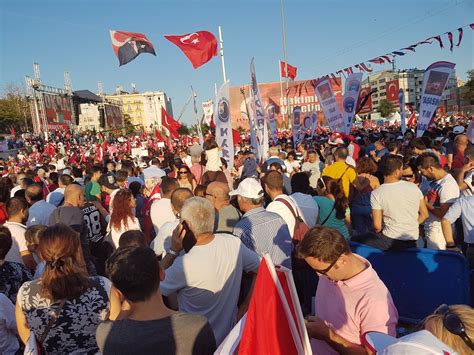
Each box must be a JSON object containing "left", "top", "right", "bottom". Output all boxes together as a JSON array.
[
  {"left": 280, "top": 61, "right": 298, "bottom": 80},
  {"left": 161, "top": 107, "right": 181, "bottom": 139},
  {"left": 250, "top": 58, "right": 268, "bottom": 161},
  {"left": 341, "top": 73, "right": 363, "bottom": 134},
  {"left": 292, "top": 106, "right": 301, "bottom": 149},
  {"left": 164, "top": 31, "right": 218, "bottom": 69},
  {"left": 407, "top": 111, "right": 417, "bottom": 127},
  {"left": 202, "top": 99, "right": 214, "bottom": 125},
  {"left": 266, "top": 104, "right": 278, "bottom": 145},
  {"left": 314, "top": 78, "right": 344, "bottom": 132},
  {"left": 416, "top": 61, "right": 455, "bottom": 137},
  {"left": 399, "top": 89, "right": 406, "bottom": 135},
  {"left": 217, "top": 255, "right": 311, "bottom": 354},
  {"left": 215, "top": 81, "right": 234, "bottom": 169},
  {"left": 109, "top": 30, "right": 156, "bottom": 66}
]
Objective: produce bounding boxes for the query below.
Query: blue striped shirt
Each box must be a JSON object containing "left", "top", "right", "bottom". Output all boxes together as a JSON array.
[{"left": 232, "top": 207, "right": 293, "bottom": 269}]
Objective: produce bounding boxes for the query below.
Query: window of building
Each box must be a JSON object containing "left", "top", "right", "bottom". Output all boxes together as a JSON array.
[{"left": 379, "top": 78, "right": 386, "bottom": 84}]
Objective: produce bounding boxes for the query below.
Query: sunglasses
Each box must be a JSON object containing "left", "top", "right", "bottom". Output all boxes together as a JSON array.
[
  {"left": 434, "top": 304, "right": 474, "bottom": 350},
  {"left": 313, "top": 252, "right": 343, "bottom": 275},
  {"left": 402, "top": 174, "right": 414, "bottom": 179},
  {"left": 178, "top": 171, "right": 188, "bottom": 174}
]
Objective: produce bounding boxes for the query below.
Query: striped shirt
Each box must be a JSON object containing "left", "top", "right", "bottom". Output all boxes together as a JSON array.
[{"left": 232, "top": 207, "right": 292, "bottom": 269}]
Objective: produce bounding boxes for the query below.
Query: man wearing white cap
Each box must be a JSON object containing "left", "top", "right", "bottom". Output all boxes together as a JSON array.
[{"left": 231, "top": 178, "right": 293, "bottom": 269}]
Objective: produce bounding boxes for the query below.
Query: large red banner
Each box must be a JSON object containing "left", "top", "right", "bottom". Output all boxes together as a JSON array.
[
  {"left": 230, "top": 78, "right": 342, "bottom": 130},
  {"left": 104, "top": 104, "right": 123, "bottom": 128},
  {"left": 385, "top": 80, "right": 399, "bottom": 106},
  {"left": 41, "top": 93, "right": 74, "bottom": 129},
  {"left": 357, "top": 85, "right": 373, "bottom": 114}
]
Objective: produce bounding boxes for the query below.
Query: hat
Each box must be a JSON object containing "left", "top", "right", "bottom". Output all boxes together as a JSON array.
[
  {"left": 229, "top": 178, "right": 264, "bottom": 199},
  {"left": 98, "top": 174, "right": 119, "bottom": 190},
  {"left": 453, "top": 126, "right": 465, "bottom": 135},
  {"left": 362, "top": 330, "right": 457, "bottom": 354},
  {"left": 143, "top": 165, "right": 166, "bottom": 180}
]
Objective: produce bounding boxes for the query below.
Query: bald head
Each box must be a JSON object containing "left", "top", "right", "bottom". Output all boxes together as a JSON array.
[
  {"left": 64, "top": 183, "right": 85, "bottom": 207},
  {"left": 170, "top": 187, "right": 194, "bottom": 213},
  {"left": 455, "top": 134, "right": 468, "bottom": 145},
  {"left": 206, "top": 182, "right": 230, "bottom": 210}
]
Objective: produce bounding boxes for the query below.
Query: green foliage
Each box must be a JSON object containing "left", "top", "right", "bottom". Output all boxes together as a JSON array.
[
  {"left": 177, "top": 124, "right": 189, "bottom": 136},
  {"left": 462, "top": 69, "right": 474, "bottom": 105},
  {"left": 0, "top": 83, "right": 32, "bottom": 133},
  {"left": 378, "top": 99, "right": 395, "bottom": 118}
]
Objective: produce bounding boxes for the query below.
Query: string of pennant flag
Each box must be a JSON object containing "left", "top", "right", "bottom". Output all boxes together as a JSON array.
[{"left": 313, "top": 22, "right": 474, "bottom": 82}]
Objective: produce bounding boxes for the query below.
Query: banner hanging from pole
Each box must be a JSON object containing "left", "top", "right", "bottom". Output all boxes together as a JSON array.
[
  {"left": 416, "top": 61, "right": 455, "bottom": 137},
  {"left": 215, "top": 81, "right": 234, "bottom": 169},
  {"left": 266, "top": 104, "right": 278, "bottom": 145},
  {"left": 292, "top": 106, "right": 301, "bottom": 148},
  {"left": 310, "top": 110, "right": 318, "bottom": 142},
  {"left": 202, "top": 99, "right": 214, "bottom": 125},
  {"left": 399, "top": 88, "right": 406, "bottom": 135},
  {"left": 314, "top": 78, "right": 344, "bottom": 132},
  {"left": 342, "top": 73, "right": 363, "bottom": 134},
  {"left": 250, "top": 57, "right": 268, "bottom": 161}
]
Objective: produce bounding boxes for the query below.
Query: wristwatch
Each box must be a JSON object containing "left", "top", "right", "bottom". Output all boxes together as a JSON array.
[
  {"left": 446, "top": 243, "right": 457, "bottom": 249},
  {"left": 168, "top": 249, "right": 179, "bottom": 257}
]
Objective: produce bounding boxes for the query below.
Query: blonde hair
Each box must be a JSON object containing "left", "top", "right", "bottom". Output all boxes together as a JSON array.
[{"left": 424, "top": 304, "right": 474, "bottom": 355}]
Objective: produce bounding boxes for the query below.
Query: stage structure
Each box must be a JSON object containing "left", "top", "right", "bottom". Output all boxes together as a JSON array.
[{"left": 25, "top": 63, "right": 76, "bottom": 138}]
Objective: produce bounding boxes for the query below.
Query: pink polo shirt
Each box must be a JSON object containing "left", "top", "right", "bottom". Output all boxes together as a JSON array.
[{"left": 312, "top": 255, "right": 398, "bottom": 354}]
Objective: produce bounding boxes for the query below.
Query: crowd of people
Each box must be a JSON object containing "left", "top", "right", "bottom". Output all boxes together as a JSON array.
[{"left": 1, "top": 118, "right": 474, "bottom": 354}]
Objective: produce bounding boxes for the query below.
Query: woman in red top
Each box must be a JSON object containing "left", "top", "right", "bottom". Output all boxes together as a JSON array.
[{"left": 0, "top": 178, "right": 10, "bottom": 224}]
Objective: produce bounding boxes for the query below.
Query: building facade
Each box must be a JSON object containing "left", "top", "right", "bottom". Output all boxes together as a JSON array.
[{"left": 105, "top": 91, "right": 173, "bottom": 130}]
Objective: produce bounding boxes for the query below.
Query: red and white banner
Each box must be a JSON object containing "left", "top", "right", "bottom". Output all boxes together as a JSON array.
[
  {"left": 109, "top": 30, "right": 156, "bottom": 66},
  {"left": 216, "top": 255, "right": 311, "bottom": 354},
  {"left": 314, "top": 78, "right": 344, "bottom": 132},
  {"left": 215, "top": 81, "right": 234, "bottom": 169},
  {"left": 385, "top": 80, "right": 399, "bottom": 106},
  {"left": 342, "top": 73, "right": 363, "bottom": 134},
  {"left": 280, "top": 60, "right": 298, "bottom": 80},
  {"left": 164, "top": 31, "right": 218, "bottom": 69},
  {"left": 202, "top": 99, "right": 214, "bottom": 126},
  {"left": 417, "top": 61, "right": 456, "bottom": 137},
  {"left": 399, "top": 89, "right": 406, "bottom": 135},
  {"left": 357, "top": 85, "right": 373, "bottom": 114},
  {"left": 41, "top": 93, "right": 75, "bottom": 130}
]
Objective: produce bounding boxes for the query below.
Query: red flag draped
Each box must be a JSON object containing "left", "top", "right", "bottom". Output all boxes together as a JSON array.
[
  {"left": 161, "top": 107, "right": 181, "bottom": 139},
  {"left": 280, "top": 61, "right": 298, "bottom": 80},
  {"left": 164, "top": 31, "right": 217, "bottom": 69},
  {"left": 232, "top": 129, "right": 242, "bottom": 146}
]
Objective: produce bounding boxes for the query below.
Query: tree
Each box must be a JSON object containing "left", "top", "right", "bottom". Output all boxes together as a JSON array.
[
  {"left": 0, "top": 83, "right": 32, "bottom": 133},
  {"left": 122, "top": 114, "right": 135, "bottom": 135},
  {"left": 177, "top": 124, "right": 189, "bottom": 136},
  {"left": 461, "top": 69, "right": 474, "bottom": 105},
  {"left": 378, "top": 99, "right": 394, "bottom": 118}
]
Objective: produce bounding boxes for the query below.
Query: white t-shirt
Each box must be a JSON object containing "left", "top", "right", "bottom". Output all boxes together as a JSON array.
[
  {"left": 266, "top": 195, "right": 303, "bottom": 238},
  {"left": 150, "top": 198, "right": 175, "bottom": 235},
  {"left": 461, "top": 170, "right": 474, "bottom": 197},
  {"left": 160, "top": 234, "right": 260, "bottom": 344},
  {"left": 151, "top": 219, "right": 179, "bottom": 258},
  {"left": 301, "top": 161, "right": 322, "bottom": 189},
  {"left": 370, "top": 181, "right": 423, "bottom": 241},
  {"left": 0, "top": 293, "right": 19, "bottom": 354},
  {"left": 107, "top": 216, "right": 141, "bottom": 248},
  {"left": 291, "top": 192, "right": 319, "bottom": 228},
  {"left": 3, "top": 222, "right": 28, "bottom": 265}
]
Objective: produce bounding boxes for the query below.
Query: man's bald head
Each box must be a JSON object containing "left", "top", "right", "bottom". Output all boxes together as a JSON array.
[
  {"left": 170, "top": 187, "right": 194, "bottom": 213},
  {"left": 64, "top": 183, "right": 85, "bottom": 207},
  {"left": 206, "top": 182, "right": 230, "bottom": 201},
  {"left": 454, "top": 134, "right": 468, "bottom": 145}
]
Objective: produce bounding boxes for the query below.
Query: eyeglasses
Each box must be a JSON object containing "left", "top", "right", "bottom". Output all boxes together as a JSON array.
[
  {"left": 313, "top": 253, "right": 343, "bottom": 275},
  {"left": 402, "top": 174, "right": 414, "bottom": 179},
  {"left": 434, "top": 304, "right": 474, "bottom": 350},
  {"left": 178, "top": 171, "right": 188, "bottom": 174},
  {"left": 205, "top": 193, "right": 216, "bottom": 199}
]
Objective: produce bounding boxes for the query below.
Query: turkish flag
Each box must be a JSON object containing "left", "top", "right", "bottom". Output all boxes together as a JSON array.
[
  {"left": 161, "top": 107, "right": 181, "bottom": 139},
  {"left": 280, "top": 61, "right": 297, "bottom": 80},
  {"left": 356, "top": 85, "right": 373, "bottom": 114},
  {"left": 154, "top": 128, "right": 164, "bottom": 141},
  {"left": 164, "top": 31, "right": 217, "bottom": 69},
  {"left": 407, "top": 111, "right": 417, "bottom": 126},
  {"left": 109, "top": 30, "right": 156, "bottom": 66},
  {"left": 385, "top": 80, "right": 399, "bottom": 105},
  {"left": 232, "top": 129, "right": 242, "bottom": 146}
]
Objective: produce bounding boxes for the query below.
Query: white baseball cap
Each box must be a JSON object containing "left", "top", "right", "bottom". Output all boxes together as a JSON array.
[
  {"left": 362, "top": 330, "right": 458, "bottom": 354},
  {"left": 229, "top": 178, "right": 264, "bottom": 199},
  {"left": 143, "top": 166, "right": 166, "bottom": 180}
]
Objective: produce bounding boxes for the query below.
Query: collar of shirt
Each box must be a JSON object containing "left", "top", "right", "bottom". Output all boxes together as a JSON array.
[
  {"left": 243, "top": 206, "right": 266, "bottom": 218},
  {"left": 334, "top": 255, "right": 373, "bottom": 288},
  {"left": 4, "top": 221, "right": 26, "bottom": 228}
]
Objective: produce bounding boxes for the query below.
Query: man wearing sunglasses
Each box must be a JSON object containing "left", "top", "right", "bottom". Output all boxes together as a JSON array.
[{"left": 297, "top": 226, "right": 398, "bottom": 355}]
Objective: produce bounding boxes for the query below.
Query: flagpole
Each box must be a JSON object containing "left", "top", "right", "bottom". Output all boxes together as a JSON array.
[
  {"left": 280, "top": 0, "right": 290, "bottom": 129},
  {"left": 218, "top": 26, "right": 227, "bottom": 83},
  {"left": 278, "top": 60, "right": 285, "bottom": 128}
]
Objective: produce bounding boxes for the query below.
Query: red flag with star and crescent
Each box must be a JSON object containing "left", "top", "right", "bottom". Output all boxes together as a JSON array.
[
  {"left": 110, "top": 30, "right": 156, "bottom": 66},
  {"left": 161, "top": 107, "right": 181, "bottom": 139},
  {"left": 164, "top": 31, "right": 218, "bottom": 69}
]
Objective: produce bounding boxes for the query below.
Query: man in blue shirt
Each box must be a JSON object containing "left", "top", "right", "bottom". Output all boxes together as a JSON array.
[{"left": 231, "top": 178, "right": 293, "bottom": 269}]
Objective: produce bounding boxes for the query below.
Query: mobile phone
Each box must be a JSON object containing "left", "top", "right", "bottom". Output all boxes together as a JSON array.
[{"left": 181, "top": 220, "right": 197, "bottom": 253}]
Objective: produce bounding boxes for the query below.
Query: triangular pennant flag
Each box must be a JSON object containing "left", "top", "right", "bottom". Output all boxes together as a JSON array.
[
  {"left": 369, "top": 57, "right": 385, "bottom": 64},
  {"left": 447, "top": 32, "right": 454, "bottom": 51},
  {"left": 164, "top": 31, "right": 218, "bottom": 69},
  {"left": 401, "top": 46, "right": 417, "bottom": 52},
  {"left": 392, "top": 51, "right": 405, "bottom": 56},
  {"left": 456, "top": 28, "right": 463, "bottom": 47},
  {"left": 470, "top": 23, "right": 474, "bottom": 30},
  {"left": 109, "top": 30, "right": 156, "bottom": 66},
  {"left": 431, "top": 35, "right": 444, "bottom": 48}
]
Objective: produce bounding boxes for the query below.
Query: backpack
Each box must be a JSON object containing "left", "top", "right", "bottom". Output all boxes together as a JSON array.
[{"left": 275, "top": 197, "right": 310, "bottom": 270}]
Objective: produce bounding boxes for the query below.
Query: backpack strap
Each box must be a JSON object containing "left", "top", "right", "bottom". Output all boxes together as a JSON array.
[{"left": 275, "top": 197, "right": 301, "bottom": 220}]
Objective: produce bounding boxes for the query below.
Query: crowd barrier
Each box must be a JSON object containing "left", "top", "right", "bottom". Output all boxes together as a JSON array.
[{"left": 350, "top": 242, "right": 472, "bottom": 324}]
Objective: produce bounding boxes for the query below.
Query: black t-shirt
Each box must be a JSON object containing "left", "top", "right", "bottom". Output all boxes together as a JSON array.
[
  {"left": 96, "top": 312, "right": 216, "bottom": 355},
  {"left": 82, "top": 202, "right": 105, "bottom": 243}
]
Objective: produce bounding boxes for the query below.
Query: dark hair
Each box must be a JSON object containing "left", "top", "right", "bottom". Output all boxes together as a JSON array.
[
  {"left": 160, "top": 177, "right": 179, "bottom": 196},
  {"left": 116, "top": 170, "right": 128, "bottom": 183},
  {"left": 379, "top": 154, "right": 403, "bottom": 176},
  {"left": 106, "top": 247, "right": 161, "bottom": 302},
  {"left": 119, "top": 230, "right": 147, "bottom": 249},
  {"left": 291, "top": 173, "right": 311, "bottom": 194},
  {"left": 194, "top": 184, "right": 206, "bottom": 197},
  {"left": 296, "top": 226, "right": 350, "bottom": 263},
  {"left": 416, "top": 152, "right": 441, "bottom": 169},
  {"left": 409, "top": 138, "right": 427, "bottom": 151},
  {"left": 49, "top": 172, "right": 59, "bottom": 184},
  {"left": 59, "top": 174, "right": 74, "bottom": 186},
  {"left": 25, "top": 183, "right": 43, "bottom": 203},
  {"left": 356, "top": 156, "right": 378, "bottom": 175},
  {"left": 264, "top": 170, "right": 284, "bottom": 191},
  {"left": 6, "top": 197, "right": 28, "bottom": 217},
  {"left": 129, "top": 181, "right": 142, "bottom": 197},
  {"left": 91, "top": 165, "right": 103, "bottom": 175},
  {"left": 0, "top": 178, "right": 10, "bottom": 204},
  {"left": 39, "top": 224, "right": 91, "bottom": 301},
  {"left": 334, "top": 147, "right": 348, "bottom": 160},
  {"left": 71, "top": 166, "right": 83, "bottom": 178},
  {"left": 0, "top": 226, "right": 12, "bottom": 260},
  {"left": 287, "top": 151, "right": 297, "bottom": 160},
  {"left": 386, "top": 141, "right": 398, "bottom": 153},
  {"left": 320, "top": 176, "right": 348, "bottom": 220}
]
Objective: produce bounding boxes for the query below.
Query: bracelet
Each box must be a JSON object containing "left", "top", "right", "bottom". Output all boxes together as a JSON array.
[
  {"left": 168, "top": 249, "right": 179, "bottom": 257},
  {"left": 446, "top": 244, "right": 457, "bottom": 249}
]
